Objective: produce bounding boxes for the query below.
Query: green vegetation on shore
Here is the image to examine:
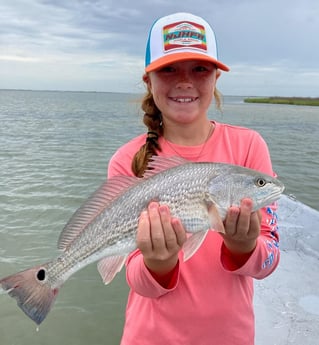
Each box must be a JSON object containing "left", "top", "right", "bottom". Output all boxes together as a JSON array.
[{"left": 244, "top": 97, "right": 319, "bottom": 106}]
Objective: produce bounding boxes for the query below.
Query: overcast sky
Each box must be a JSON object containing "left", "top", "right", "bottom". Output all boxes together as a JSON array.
[{"left": 1, "top": 0, "right": 318, "bottom": 96}]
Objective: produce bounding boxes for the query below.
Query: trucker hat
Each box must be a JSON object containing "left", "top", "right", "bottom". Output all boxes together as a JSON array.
[{"left": 145, "top": 12, "right": 230, "bottom": 72}]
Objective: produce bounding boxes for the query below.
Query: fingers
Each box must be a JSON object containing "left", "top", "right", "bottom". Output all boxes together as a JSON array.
[
  {"left": 137, "top": 210, "right": 152, "bottom": 254},
  {"left": 171, "top": 217, "right": 187, "bottom": 247},
  {"left": 157, "top": 205, "right": 181, "bottom": 250},
  {"left": 222, "top": 198, "right": 262, "bottom": 254},
  {"left": 224, "top": 198, "right": 256, "bottom": 237},
  {"left": 224, "top": 205, "right": 240, "bottom": 237},
  {"left": 137, "top": 202, "right": 186, "bottom": 257},
  {"left": 148, "top": 202, "right": 166, "bottom": 250}
]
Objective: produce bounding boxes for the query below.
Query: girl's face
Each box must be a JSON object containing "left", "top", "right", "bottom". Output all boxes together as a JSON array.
[{"left": 144, "top": 60, "right": 219, "bottom": 126}]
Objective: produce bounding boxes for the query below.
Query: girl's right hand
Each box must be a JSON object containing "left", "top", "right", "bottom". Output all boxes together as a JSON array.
[{"left": 137, "top": 202, "right": 187, "bottom": 276}]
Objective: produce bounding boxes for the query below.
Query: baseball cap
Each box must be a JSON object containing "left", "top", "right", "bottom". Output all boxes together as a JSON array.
[{"left": 145, "top": 12, "right": 230, "bottom": 72}]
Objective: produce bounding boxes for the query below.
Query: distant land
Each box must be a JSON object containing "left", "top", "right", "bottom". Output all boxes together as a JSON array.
[
  {"left": 244, "top": 97, "right": 319, "bottom": 106},
  {"left": 1, "top": 90, "right": 319, "bottom": 106}
]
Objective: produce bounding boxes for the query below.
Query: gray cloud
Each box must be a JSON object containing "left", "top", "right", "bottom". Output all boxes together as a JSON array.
[{"left": 0, "top": 0, "right": 318, "bottom": 95}]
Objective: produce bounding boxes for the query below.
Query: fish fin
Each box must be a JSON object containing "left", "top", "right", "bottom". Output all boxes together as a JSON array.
[
  {"left": 58, "top": 176, "right": 139, "bottom": 250},
  {"left": 0, "top": 264, "right": 59, "bottom": 325},
  {"left": 182, "top": 231, "right": 209, "bottom": 261},
  {"left": 207, "top": 203, "right": 226, "bottom": 233},
  {"left": 143, "top": 156, "right": 189, "bottom": 178},
  {"left": 97, "top": 255, "right": 127, "bottom": 285}
]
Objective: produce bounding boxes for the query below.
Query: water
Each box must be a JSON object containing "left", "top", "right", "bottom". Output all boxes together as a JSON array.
[{"left": 0, "top": 90, "right": 318, "bottom": 344}]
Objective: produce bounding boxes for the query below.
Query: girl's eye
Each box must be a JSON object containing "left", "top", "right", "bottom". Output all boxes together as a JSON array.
[
  {"left": 158, "top": 66, "right": 176, "bottom": 73},
  {"left": 193, "top": 65, "right": 209, "bottom": 72}
]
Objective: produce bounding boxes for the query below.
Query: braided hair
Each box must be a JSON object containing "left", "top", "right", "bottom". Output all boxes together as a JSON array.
[{"left": 131, "top": 88, "right": 163, "bottom": 177}]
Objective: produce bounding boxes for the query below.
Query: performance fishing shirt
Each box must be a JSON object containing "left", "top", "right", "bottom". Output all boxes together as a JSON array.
[{"left": 107, "top": 121, "right": 280, "bottom": 345}]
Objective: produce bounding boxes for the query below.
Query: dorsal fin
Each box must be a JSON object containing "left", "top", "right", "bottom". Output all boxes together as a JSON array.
[
  {"left": 58, "top": 175, "right": 139, "bottom": 250},
  {"left": 143, "top": 156, "right": 189, "bottom": 178}
]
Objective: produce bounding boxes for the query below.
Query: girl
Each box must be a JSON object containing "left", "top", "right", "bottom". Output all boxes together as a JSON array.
[{"left": 108, "top": 12, "right": 280, "bottom": 345}]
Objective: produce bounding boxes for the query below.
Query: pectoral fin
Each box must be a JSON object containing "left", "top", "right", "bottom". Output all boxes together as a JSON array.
[
  {"left": 97, "top": 255, "right": 127, "bottom": 285},
  {"left": 207, "top": 203, "right": 225, "bottom": 234},
  {"left": 182, "top": 231, "right": 208, "bottom": 261}
]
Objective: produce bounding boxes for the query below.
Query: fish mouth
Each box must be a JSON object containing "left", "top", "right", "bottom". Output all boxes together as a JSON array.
[
  {"left": 254, "top": 186, "right": 285, "bottom": 210},
  {"left": 169, "top": 97, "right": 199, "bottom": 103}
]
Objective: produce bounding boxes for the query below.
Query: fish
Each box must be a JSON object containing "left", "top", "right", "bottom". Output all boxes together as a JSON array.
[{"left": 0, "top": 156, "right": 284, "bottom": 325}]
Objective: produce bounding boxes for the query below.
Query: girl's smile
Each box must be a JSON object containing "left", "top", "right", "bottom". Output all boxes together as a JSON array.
[{"left": 169, "top": 96, "right": 199, "bottom": 103}]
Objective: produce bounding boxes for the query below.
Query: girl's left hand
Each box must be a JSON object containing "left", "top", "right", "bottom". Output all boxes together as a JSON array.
[{"left": 222, "top": 198, "right": 262, "bottom": 254}]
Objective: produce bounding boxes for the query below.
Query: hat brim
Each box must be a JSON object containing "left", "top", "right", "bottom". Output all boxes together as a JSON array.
[{"left": 145, "top": 52, "right": 230, "bottom": 72}]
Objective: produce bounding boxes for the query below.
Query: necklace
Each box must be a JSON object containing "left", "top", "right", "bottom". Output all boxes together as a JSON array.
[{"left": 163, "top": 122, "right": 214, "bottom": 160}]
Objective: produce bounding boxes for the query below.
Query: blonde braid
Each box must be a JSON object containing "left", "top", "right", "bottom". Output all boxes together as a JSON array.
[{"left": 131, "top": 90, "right": 163, "bottom": 177}]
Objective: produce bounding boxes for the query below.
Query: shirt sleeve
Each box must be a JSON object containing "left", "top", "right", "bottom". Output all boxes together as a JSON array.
[
  {"left": 108, "top": 148, "right": 134, "bottom": 177},
  {"left": 220, "top": 203, "right": 280, "bottom": 278},
  {"left": 107, "top": 134, "right": 147, "bottom": 178},
  {"left": 125, "top": 250, "right": 180, "bottom": 298},
  {"left": 220, "top": 131, "right": 281, "bottom": 279}
]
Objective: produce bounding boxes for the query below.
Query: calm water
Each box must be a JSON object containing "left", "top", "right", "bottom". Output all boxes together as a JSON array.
[{"left": 0, "top": 90, "right": 318, "bottom": 344}]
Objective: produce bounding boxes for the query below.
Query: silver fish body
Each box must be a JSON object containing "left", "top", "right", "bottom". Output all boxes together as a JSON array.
[{"left": 0, "top": 156, "right": 284, "bottom": 324}]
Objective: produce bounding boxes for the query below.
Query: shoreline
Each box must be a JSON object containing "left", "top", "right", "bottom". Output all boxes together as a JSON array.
[{"left": 244, "top": 97, "right": 319, "bottom": 106}]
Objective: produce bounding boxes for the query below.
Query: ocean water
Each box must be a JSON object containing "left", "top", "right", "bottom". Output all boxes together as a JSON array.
[{"left": 0, "top": 90, "right": 318, "bottom": 344}]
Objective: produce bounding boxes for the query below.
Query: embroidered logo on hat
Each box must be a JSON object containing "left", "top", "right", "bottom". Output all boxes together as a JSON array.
[{"left": 163, "top": 21, "right": 207, "bottom": 53}]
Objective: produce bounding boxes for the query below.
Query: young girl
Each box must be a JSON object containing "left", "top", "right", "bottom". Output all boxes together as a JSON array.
[{"left": 108, "top": 12, "right": 280, "bottom": 345}]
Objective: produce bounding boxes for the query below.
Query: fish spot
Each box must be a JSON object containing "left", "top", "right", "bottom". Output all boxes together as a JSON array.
[{"left": 37, "top": 269, "right": 46, "bottom": 281}]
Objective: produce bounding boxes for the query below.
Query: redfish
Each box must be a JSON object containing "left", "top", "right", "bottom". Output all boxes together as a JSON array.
[{"left": 0, "top": 156, "right": 284, "bottom": 324}]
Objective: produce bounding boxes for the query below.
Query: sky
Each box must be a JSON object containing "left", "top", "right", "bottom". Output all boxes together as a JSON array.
[{"left": 0, "top": 0, "right": 318, "bottom": 96}]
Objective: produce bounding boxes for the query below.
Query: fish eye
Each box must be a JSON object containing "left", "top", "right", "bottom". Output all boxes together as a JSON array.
[{"left": 255, "top": 177, "right": 267, "bottom": 187}]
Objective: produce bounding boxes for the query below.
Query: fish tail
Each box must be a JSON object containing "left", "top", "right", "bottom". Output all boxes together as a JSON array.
[{"left": 0, "top": 264, "right": 59, "bottom": 324}]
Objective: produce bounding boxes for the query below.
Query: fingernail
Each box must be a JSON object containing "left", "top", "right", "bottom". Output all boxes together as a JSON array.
[
  {"left": 243, "top": 199, "right": 253, "bottom": 210},
  {"left": 159, "top": 205, "right": 169, "bottom": 215},
  {"left": 149, "top": 202, "right": 157, "bottom": 208}
]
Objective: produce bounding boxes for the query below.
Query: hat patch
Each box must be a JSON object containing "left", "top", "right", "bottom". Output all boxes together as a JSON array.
[{"left": 163, "top": 21, "right": 207, "bottom": 53}]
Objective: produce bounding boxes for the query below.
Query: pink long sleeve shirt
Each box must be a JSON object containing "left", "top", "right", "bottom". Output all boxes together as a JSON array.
[{"left": 107, "top": 121, "right": 280, "bottom": 345}]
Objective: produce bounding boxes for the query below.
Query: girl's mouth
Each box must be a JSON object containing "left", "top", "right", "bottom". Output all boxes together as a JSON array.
[{"left": 170, "top": 97, "right": 198, "bottom": 103}]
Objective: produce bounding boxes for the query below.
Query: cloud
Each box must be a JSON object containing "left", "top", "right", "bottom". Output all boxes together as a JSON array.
[
  {"left": 219, "top": 63, "right": 319, "bottom": 97},
  {"left": 0, "top": 0, "right": 318, "bottom": 95}
]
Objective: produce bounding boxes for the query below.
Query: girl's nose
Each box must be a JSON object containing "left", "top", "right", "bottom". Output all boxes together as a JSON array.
[{"left": 176, "top": 72, "right": 193, "bottom": 89}]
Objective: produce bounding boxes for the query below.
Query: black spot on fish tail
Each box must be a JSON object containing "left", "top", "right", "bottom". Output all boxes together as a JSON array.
[
  {"left": 36, "top": 269, "right": 46, "bottom": 281},
  {"left": 0, "top": 264, "right": 60, "bottom": 324}
]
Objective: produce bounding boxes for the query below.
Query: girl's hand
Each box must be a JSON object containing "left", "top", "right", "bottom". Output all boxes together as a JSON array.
[
  {"left": 222, "top": 198, "right": 262, "bottom": 254},
  {"left": 137, "top": 202, "right": 187, "bottom": 276}
]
